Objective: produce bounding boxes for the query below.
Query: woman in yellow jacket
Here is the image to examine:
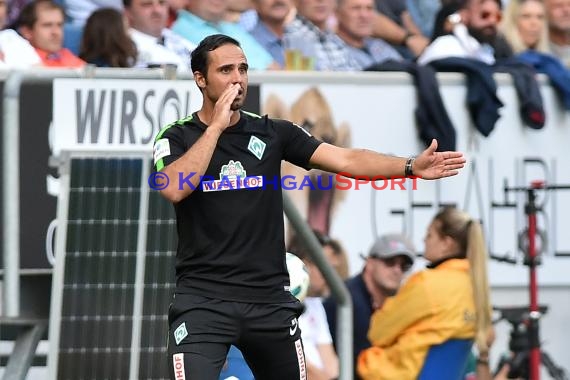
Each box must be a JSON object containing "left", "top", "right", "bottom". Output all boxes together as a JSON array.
[{"left": 358, "top": 207, "right": 492, "bottom": 380}]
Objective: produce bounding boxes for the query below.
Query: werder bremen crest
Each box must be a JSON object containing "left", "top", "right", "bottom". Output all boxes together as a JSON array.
[
  {"left": 248, "top": 136, "right": 266, "bottom": 160},
  {"left": 220, "top": 160, "right": 247, "bottom": 178}
]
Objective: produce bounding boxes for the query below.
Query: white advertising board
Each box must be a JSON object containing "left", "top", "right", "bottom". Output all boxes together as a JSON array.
[
  {"left": 53, "top": 79, "right": 202, "bottom": 154},
  {"left": 260, "top": 77, "right": 570, "bottom": 285},
  {"left": 52, "top": 74, "right": 570, "bottom": 285}
]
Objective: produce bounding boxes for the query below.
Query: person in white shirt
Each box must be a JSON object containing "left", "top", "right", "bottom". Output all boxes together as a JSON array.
[
  {"left": 288, "top": 231, "right": 340, "bottom": 380},
  {"left": 0, "top": 0, "right": 40, "bottom": 68},
  {"left": 123, "top": 0, "right": 195, "bottom": 71},
  {"left": 298, "top": 297, "right": 338, "bottom": 378},
  {"left": 0, "top": 29, "right": 41, "bottom": 68},
  {"left": 418, "top": 0, "right": 505, "bottom": 65}
]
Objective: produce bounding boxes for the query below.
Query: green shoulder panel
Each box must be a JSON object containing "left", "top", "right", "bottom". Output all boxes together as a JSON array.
[
  {"left": 242, "top": 110, "right": 262, "bottom": 119},
  {"left": 154, "top": 115, "right": 193, "bottom": 171},
  {"left": 154, "top": 114, "right": 194, "bottom": 143}
]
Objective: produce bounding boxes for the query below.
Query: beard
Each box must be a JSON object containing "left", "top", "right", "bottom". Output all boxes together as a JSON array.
[
  {"left": 230, "top": 98, "right": 244, "bottom": 111},
  {"left": 468, "top": 25, "right": 497, "bottom": 44},
  {"left": 230, "top": 88, "right": 246, "bottom": 111},
  {"left": 230, "top": 102, "right": 242, "bottom": 111}
]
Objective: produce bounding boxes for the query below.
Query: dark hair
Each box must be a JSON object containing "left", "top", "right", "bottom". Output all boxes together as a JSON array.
[
  {"left": 123, "top": 0, "right": 133, "bottom": 8},
  {"left": 432, "top": 0, "right": 503, "bottom": 40},
  {"left": 287, "top": 233, "right": 313, "bottom": 262},
  {"left": 79, "top": 8, "right": 137, "bottom": 68},
  {"left": 190, "top": 34, "right": 241, "bottom": 76},
  {"left": 287, "top": 229, "right": 350, "bottom": 279},
  {"left": 287, "top": 229, "right": 330, "bottom": 261},
  {"left": 431, "top": 2, "right": 464, "bottom": 40},
  {"left": 442, "top": 0, "right": 501, "bottom": 9},
  {"left": 17, "top": 0, "right": 65, "bottom": 29}
]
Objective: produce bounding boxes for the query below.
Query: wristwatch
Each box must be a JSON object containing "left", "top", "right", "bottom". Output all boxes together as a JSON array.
[
  {"left": 405, "top": 157, "right": 415, "bottom": 177},
  {"left": 401, "top": 31, "right": 414, "bottom": 46}
]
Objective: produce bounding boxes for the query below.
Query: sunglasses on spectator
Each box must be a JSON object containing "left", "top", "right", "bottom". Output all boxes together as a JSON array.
[
  {"left": 480, "top": 10, "right": 502, "bottom": 22},
  {"left": 371, "top": 255, "right": 413, "bottom": 272}
]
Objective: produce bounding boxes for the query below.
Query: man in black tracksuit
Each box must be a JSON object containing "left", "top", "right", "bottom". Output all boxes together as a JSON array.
[{"left": 154, "top": 33, "right": 466, "bottom": 380}]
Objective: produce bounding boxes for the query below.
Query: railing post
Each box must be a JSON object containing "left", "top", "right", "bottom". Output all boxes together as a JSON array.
[
  {"left": 2, "top": 71, "right": 23, "bottom": 317},
  {"left": 282, "top": 193, "right": 353, "bottom": 380}
]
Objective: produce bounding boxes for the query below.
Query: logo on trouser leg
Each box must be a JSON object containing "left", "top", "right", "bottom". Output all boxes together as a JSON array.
[
  {"left": 289, "top": 318, "right": 298, "bottom": 336},
  {"left": 173, "top": 353, "right": 186, "bottom": 380},
  {"left": 294, "top": 339, "right": 307, "bottom": 380},
  {"left": 174, "top": 322, "right": 188, "bottom": 345}
]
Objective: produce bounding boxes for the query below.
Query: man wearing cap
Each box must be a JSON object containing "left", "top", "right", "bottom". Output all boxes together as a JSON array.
[{"left": 322, "top": 233, "right": 415, "bottom": 379}]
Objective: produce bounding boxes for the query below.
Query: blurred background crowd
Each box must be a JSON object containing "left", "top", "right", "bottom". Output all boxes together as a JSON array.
[{"left": 0, "top": 0, "right": 568, "bottom": 74}]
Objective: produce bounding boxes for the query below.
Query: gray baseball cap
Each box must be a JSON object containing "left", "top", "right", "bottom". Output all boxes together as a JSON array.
[{"left": 365, "top": 233, "right": 416, "bottom": 265}]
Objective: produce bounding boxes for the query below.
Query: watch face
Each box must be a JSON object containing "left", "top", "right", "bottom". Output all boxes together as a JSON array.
[{"left": 447, "top": 13, "right": 462, "bottom": 25}]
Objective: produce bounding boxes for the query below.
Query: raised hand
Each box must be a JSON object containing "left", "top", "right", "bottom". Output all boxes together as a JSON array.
[
  {"left": 413, "top": 139, "right": 466, "bottom": 180},
  {"left": 210, "top": 83, "right": 241, "bottom": 132}
]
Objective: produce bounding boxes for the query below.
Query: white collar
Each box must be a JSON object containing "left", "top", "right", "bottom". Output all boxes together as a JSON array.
[{"left": 129, "top": 28, "right": 162, "bottom": 45}]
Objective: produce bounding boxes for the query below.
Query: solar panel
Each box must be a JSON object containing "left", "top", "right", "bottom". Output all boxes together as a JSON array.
[
  {"left": 138, "top": 190, "right": 177, "bottom": 379},
  {"left": 49, "top": 156, "right": 177, "bottom": 380}
]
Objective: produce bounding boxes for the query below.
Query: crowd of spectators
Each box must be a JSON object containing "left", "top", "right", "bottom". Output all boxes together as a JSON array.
[
  {"left": 1, "top": 0, "right": 568, "bottom": 142},
  {"left": 0, "top": 0, "right": 568, "bottom": 71}
]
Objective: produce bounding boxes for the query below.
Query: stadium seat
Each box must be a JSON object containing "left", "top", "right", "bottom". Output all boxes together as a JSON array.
[
  {"left": 63, "top": 22, "right": 83, "bottom": 56},
  {"left": 418, "top": 339, "right": 473, "bottom": 380}
]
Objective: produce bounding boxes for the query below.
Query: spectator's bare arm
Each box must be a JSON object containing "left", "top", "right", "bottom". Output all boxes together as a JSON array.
[
  {"left": 372, "top": 11, "right": 429, "bottom": 56},
  {"left": 372, "top": 11, "right": 408, "bottom": 44}
]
